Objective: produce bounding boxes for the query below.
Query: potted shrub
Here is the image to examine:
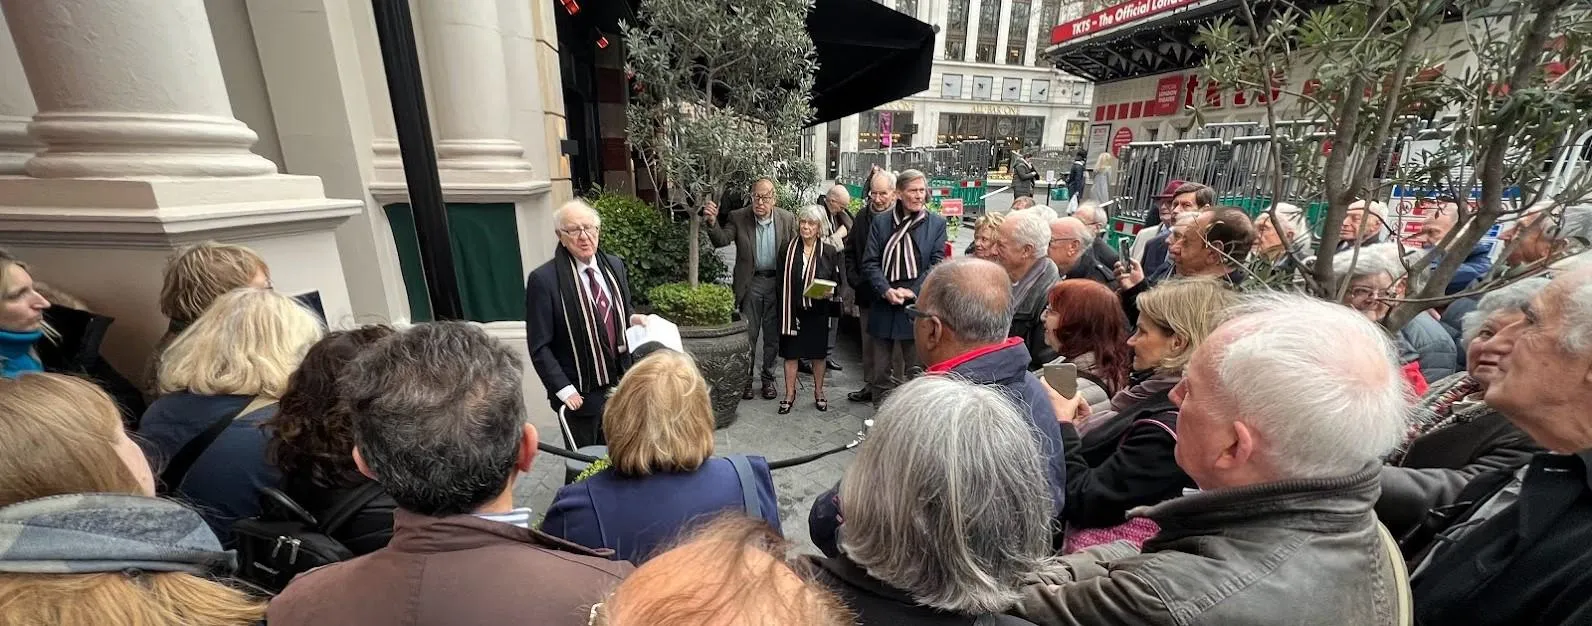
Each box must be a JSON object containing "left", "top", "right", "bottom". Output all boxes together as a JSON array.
[{"left": 646, "top": 282, "right": 747, "bottom": 428}]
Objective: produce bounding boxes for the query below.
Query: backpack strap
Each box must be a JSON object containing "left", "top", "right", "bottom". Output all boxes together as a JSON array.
[
  {"left": 317, "top": 480, "right": 388, "bottom": 535},
  {"left": 726, "top": 455, "right": 763, "bottom": 521},
  {"left": 159, "top": 398, "right": 276, "bottom": 493},
  {"left": 1121, "top": 418, "right": 1177, "bottom": 444}
]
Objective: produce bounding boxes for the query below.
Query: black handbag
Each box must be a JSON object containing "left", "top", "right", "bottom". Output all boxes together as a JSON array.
[{"left": 232, "top": 482, "right": 385, "bottom": 594}]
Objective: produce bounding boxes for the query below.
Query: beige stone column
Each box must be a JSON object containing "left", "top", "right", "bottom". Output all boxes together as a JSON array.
[
  {"left": 417, "top": 0, "right": 536, "bottom": 188},
  {"left": 0, "top": 9, "right": 35, "bottom": 175},
  {"left": 0, "top": 0, "right": 358, "bottom": 377}
]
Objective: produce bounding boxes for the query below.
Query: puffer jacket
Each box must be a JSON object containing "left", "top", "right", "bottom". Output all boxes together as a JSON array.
[{"left": 1015, "top": 463, "right": 1405, "bottom": 625}]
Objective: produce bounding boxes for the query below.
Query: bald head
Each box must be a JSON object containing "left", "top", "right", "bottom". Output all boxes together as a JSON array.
[
  {"left": 1048, "top": 217, "right": 1091, "bottom": 272},
  {"left": 1011, "top": 196, "right": 1037, "bottom": 211},
  {"left": 1074, "top": 202, "right": 1105, "bottom": 234},
  {"left": 826, "top": 184, "right": 850, "bottom": 204},
  {"left": 919, "top": 258, "right": 1014, "bottom": 344}
]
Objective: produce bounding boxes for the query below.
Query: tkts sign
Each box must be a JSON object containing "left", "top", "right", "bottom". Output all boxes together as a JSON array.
[{"left": 1051, "top": 0, "right": 1201, "bottom": 45}]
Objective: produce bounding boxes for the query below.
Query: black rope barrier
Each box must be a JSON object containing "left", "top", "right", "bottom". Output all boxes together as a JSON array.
[{"left": 536, "top": 419, "right": 872, "bottom": 470}]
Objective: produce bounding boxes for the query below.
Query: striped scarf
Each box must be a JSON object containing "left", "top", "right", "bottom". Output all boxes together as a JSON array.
[
  {"left": 553, "top": 247, "right": 630, "bottom": 391},
  {"left": 780, "top": 238, "right": 820, "bottom": 336},
  {"left": 883, "top": 207, "right": 927, "bottom": 283}
]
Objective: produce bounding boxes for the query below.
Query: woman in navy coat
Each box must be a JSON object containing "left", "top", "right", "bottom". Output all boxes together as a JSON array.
[{"left": 540, "top": 350, "right": 781, "bottom": 564}]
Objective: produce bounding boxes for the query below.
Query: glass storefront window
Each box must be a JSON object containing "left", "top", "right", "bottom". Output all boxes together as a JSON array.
[
  {"left": 945, "top": 0, "right": 970, "bottom": 60},
  {"left": 976, "top": 0, "right": 1000, "bottom": 63},
  {"left": 1007, "top": 0, "right": 1030, "bottom": 65},
  {"left": 936, "top": 112, "right": 1045, "bottom": 166},
  {"left": 859, "top": 110, "right": 915, "bottom": 149}
]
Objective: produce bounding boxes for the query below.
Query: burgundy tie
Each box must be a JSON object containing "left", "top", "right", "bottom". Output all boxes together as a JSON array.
[{"left": 586, "top": 268, "right": 617, "bottom": 353}]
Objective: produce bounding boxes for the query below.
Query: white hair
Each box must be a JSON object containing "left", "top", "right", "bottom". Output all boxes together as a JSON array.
[
  {"left": 870, "top": 170, "right": 898, "bottom": 192},
  {"left": 1003, "top": 210, "right": 1052, "bottom": 260},
  {"left": 1209, "top": 294, "right": 1409, "bottom": 479},
  {"left": 1051, "top": 217, "right": 1094, "bottom": 245},
  {"left": 1331, "top": 242, "right": 1406, "bottom": 282},
  {"left": 1267, "top": 202, "right": 1315, "bottom": 251},
  {"left": 826, "top": 184, "right": 850, "bottom": 203},
  {"left": 1030, "top": 205, "right": 1060, "bottom": 223},
  {"left": 1349, "top": 199, "right": 1391, "bottom": 241},
  {"left": 1553, "top": 203, "right": 1592, "bottom": 244},
  {"left": 554, "top": 199, "right": 602, "bottom": 228},
  {"left": 897, "top": 169, "right": 926, "bottom": 191},
  {"left": 839, "top": 375, "right": 1054, "bottom": 614},
  {"left": 795, "top": 204, "right": 831, "bottom": 237},
  {"left": 1073, "top": 201, "right": 1101, "bottom": 225},
  {"left": 1558, "top": 269, "right": 1592, "bottom": 352},
  {"left": 1460, "top": 277, "right": 1550, "bottom": 345}
]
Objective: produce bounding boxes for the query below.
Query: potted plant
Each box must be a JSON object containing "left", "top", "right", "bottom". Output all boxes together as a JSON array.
[{"left": 646, "top": 282, "right": 746, "bottom": 427}]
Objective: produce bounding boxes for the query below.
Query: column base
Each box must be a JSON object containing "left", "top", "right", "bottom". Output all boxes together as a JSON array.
[{"left": 0, "top": 173, "right": 360, "bottom": 381}]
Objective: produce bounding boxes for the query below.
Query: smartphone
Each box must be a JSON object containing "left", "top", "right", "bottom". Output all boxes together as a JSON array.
[{"left": 1043, "top": 362, "right": 1079, "bottom": 399}]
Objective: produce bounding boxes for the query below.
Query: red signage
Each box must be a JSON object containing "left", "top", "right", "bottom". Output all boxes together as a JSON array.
[
  {"left": 940, "top": 198, "right": 964, "bottom": 217},
  {"left": 1052, "top": 0, "right": 1202, "bottom": 45},
  {"left": 1153, "top": 75, "right": 1183, "bottom": 116},
  {"left": 1110, "top": 128, "right": 1135, "bottom": 156}
]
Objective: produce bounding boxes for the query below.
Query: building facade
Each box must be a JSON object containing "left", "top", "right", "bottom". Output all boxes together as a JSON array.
[
  {"left": 0, "top": 0, "right": 572, "bottom": 422},
  {"left": 809, "top": 0, "right": 1098, "bottom": 179}
]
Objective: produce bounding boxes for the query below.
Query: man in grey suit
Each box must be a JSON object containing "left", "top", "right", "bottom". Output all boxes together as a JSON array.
[{"left": 703, "top": 177, "right": 796, "bottom": 400}]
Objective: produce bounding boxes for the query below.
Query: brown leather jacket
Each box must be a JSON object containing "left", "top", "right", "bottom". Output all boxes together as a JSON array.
[{"left": 268, "top": 509, "right": 632, "bottom": 626}]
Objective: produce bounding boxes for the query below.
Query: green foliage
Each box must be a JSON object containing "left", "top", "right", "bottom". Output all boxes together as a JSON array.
[
  {"left": 622, "top": 0, "right": 818, "bottom": 285},
  {"left": 590, "top": 190, "right": 726, "bottom": 305},
  {"left": 647, "top": 282, "right": 736, "bottom": 327}
]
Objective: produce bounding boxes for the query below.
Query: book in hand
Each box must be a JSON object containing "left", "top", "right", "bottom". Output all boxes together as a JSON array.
[
  {"left": 625, "top": 314, "right": 684, "bottom": 358},
  {"left": 804, "top": 279, "right": 837, "bottom": 300}
]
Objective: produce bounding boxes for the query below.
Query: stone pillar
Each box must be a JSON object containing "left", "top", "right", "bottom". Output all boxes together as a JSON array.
[
  {"left": 0, "top": 9, "right": 35, "bottom": 175},
  {"left": 416, "top": 0, "right": 536, "bottom": 187},
  {"left": 0, "top": 0, "right": 358, "bottom": 378}
]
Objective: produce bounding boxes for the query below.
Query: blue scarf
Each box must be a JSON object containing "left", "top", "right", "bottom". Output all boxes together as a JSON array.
[
  {"left": 0, "top": 328, "right": 43, "bottom": 379},
  {"left": 0, "top": 493, "right": 232, "bottom": 575}
]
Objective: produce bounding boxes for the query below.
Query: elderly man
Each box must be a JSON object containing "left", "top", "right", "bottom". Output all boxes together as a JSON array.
[
  {"left": 1337, "top": 199, "right": 1389, "bottom": 251},
  {"left": 1017, "top": 294, "right": 1411, "bottom": 625},
  {"left": 998, "top": 210, "right": 1060, "bottom": 370},
  {"left": 1140, "top": 182, "right": 1215, "bottom": 276},
  {"left": 859, "top": 169, "right": 948, "bottom": 404},
  {"left": 1049, "top": 217, "right": 1114, "bottom": 286},
  {"left": 704, "top": 177, "right": 796, "bottom": 400},
  {"left": 1118, "top": 205, "right": 1254, "bottom": 323},
  {"left": 1011, "top": 195, "right": 1038, "bottom": 211},
  {"left": 808, "top": 258, "right": 1065, "bottom": 556},
  {"left": 525, "top": 199, "right": 636, "bottom": 447},
  {"left": 1441, "top": 203, "right": 1592, "bottom": 343},
  {"left": 1408, "top": 266, "right": 1592, "bottom": 625},
  {"left": 1128, "top": 179, "right": 1186, "bottom": 268},
  {"left": 1071, "top": 201, "right": 1121, "bottom": 274},
  {"left": 269, "top": 323, "right": 631, "bottom": 625},
  {"left": 1414, "top": 201, "right": 1494, "bottom": 295},
  {"left": 845, "top": 169, "right": 899, "bottom": 404}
]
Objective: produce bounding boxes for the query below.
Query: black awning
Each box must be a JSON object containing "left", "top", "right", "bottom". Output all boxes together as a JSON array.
[
  {"left": 806, "top": 0, "right": 936, "bottom": 125},
  {"left": 1043, "top": 0, "right": 1238, "bottom": 83}
]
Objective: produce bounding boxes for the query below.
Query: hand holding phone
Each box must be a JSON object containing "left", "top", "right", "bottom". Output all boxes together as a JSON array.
[{"left": 1043, "top": 362, "right": 1078, "bottom": 399}]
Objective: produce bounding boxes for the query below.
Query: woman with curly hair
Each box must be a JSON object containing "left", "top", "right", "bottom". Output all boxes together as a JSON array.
[{"left": 265, "top": 325, "right": 399, "bottom": 555}]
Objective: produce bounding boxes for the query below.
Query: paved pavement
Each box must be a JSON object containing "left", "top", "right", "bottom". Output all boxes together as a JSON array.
[{"left": 512, "top": 194, "right": 999, "bottom": 556}]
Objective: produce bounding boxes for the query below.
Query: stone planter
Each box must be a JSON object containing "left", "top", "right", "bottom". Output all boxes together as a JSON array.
[{"left": 680, "top": 318, "right": 750, "bottom": 429}]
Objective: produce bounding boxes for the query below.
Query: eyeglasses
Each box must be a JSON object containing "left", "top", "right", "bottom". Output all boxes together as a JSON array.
[
  {"left": 904, "top": 303, "right": 936, "bottom": 322},
  {"left": 1347, "top": 286, "right": 1397, "bottom": 302},
  {"left": 1049, "top": 238, "right": 1080, "bottom": 247},
  {"left": 559, "top": 225, "right": 600, "bottom": 240},
  {"left": 752, "top": 193, "right": 776, "bottom": 202}
]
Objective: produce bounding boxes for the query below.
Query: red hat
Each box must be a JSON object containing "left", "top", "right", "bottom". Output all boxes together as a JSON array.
[{"left": 1153, "top": 179, "right": 1187, "bottom": 199}]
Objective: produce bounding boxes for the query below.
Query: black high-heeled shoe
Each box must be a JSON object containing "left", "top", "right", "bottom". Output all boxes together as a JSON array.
[
  {"left": 815, "top": 395, "right": 828, "bottom": 412},
  {"left": 778, "top": 398, "right": 794, "bottom": 415}
]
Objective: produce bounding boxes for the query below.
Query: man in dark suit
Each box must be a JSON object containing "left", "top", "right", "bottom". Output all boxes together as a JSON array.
[
  {"left": 702, "top": 177, "right": 796, "bottom": 400},
  {"left": 525, "top": 199, "right": 636, "bottom": 448},
  {"left": 1072, "top": 200, "right": 1121, "bottom": 271},
  {"left": 845, "top": 167, "right": 899, "bottom": 404},
  {"left": 860, "top": 169, "right": 947, "bottom": 405}
]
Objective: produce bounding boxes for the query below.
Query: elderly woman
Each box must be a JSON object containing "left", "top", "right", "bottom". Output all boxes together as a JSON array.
[
  {"left": 1050, "top": 277, "right": 1236, "bottom": 552},
  {"left": 0, "top": 373, "right": 265, "bottom": 624},
  {"left": 1040, "top": 279, "right": 1133, "bottom": 410},
  {"left": 264, "top": 325, "right": 400, "bottom": 556},
  {"left": 540, "top": 350, "right": 782, "bottom": 564},
  {"left": 1376, "top": 278, "right": 1548, "bottom": 538},
  {"left": 779, "top": 205, "right": 843, "bottom": 413},
  {"left": 1333, "top": 243, "right": 1458, "bottom": 388},
  {"left": 137, "top": 288, "right": 323, "bottom": 542},
  {"left": 145, "top": 241, "right": 272, "bottom": 397},
  {"left": 805, "top": 376, "right": 1054, "bottom": 624},
  {"left": 967, "top": 212, "right": 1006, "bottom": 260}
]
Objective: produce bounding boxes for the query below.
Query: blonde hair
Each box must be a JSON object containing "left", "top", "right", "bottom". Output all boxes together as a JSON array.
[
  {"left": 157, "top": 288, "right": 323, "bottom": 397},
  {"left": 973, "top": 212, "right": 1007, "bottom": 239},
  {"left": 603, "top": 350, "right": 716, "bottom": 476},
  {"left": 160, "top": 242, "right": 269, "bottom": 324},
  {"left": 1137, "top": 277, "right": 1238, "bottom": 372},
  {"left": 0, "top": 374, "right": 265, "bottom": 625},
  {"left": 0, "top": 248, "right": 59, "bottom": 344}
]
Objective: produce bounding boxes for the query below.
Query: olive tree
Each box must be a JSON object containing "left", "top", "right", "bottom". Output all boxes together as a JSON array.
[
  {"left": 623, "top": 0, "right": 819, "bottom": 287},
  {"left": 1197, "top": 0, "right": 1592, "bottom": 328}
]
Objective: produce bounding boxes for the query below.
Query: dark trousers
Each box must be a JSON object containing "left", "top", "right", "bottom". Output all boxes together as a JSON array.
[
  {"left": 553, "top": 385, "right": 613, "bottom": 449},
  {"left": 866, "top": 335, "right": 918, "bottom": 400},
  {"left": 743, "top": 275, "right": 781, "bottom": 383}
]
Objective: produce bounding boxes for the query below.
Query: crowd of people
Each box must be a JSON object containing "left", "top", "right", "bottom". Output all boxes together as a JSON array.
[{"left": 2, "top": 162, "right": 1592, "bottom": 624}]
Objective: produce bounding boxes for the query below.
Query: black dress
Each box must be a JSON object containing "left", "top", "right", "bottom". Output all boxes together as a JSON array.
[{"left": 778, "top": 241, "right": 840, "bottom": 360}]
